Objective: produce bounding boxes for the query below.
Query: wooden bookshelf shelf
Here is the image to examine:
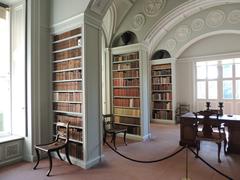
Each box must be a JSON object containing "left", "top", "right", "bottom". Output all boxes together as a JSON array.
[
  {"left": 151, "top": 61, "right": 175, "bottom": 122},
  {"left": 52, "top": 27, "right": 84, "bottom": 160},
  {"left": 112, "top": 59, "right": 139, "bottom": 64}
]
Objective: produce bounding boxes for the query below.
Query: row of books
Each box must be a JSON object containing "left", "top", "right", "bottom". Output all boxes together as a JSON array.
[
  {"left": 152, "top": 111, "right": 173, "bottom": 120},
  {"left": 113, "top": 88, "right": 140, "bottom": 97},
  {"left": 69, "top": 128, "right": 82, "bottom": 141},
  {"left": 152, "top": 69, "right": 171, "bottom": 76},
  {"left": 53, "top": 59, "right": 81, "bottom": 71},
  {"left": 53, "top": 82, "right": 82, "bottom": 91},
  {"left": 152, "top": 84, "right": 172, "bottom": 91},
  {"left": 113, "top": 98, "right": 140, "bottom": 108},
  {"left": 53, "top": 27, "right": 81, "bottom": 41},
  {"left": 113, "top": 70, "right": 139, "bottom": 78},
  {"left": 112, "top": 61, "right": 139, "bottom": 70},
  {"left": 55, "top": 114, "right": 82, "bottom": 126},
  {"left": 59, "top": 142, "right": 83, "bottom": 159},
  {"left": 53, "top": 70, "right": 82, "bottom": 81},
  {"left": 53, "top": 102, "right": 82, "bottom": 113},
  {"left": 152, "top": 92, "right": 172, "bottom": 100},
  {"left": 152, "top": 77, "right": 171, "bottom": 84},
  {"left": 153, "top": 102, "right": 172, "bottom": 110},
  {"left": 114, "top": 115, "right": 140, "bottom": 125},
  {"left": 54, "top": 48, "right": 81, "bottom": 61},
  {"left": 53, "top": 37, "right": 80, "bottom": 51},
  {"left": 114, "top": 108, "right": 140, "bottom": 117},
  {"left": 113, "top": 52, "right": 139, "bottom": 62},
  {"left": 113, "top": 79, "right": 139, "bottom": 86},
  {"left": 152, "top": 64, "right": 171, "bottom": 70},
  {"left": 53, "top": 92, "right": 83, "bottom": 102}
]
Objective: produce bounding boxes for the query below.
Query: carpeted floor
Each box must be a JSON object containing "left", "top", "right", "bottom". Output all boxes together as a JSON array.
[{"left": 0, "top": 123, "right": 239, "bottom": 180}]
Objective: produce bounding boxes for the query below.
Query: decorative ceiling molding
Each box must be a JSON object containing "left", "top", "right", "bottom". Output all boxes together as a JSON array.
[
  {"left": 90, "top": 0, "right": 109, "bottom": 16},
  {"left": 227, "top": 9, "right": 240, "bottom": 24},
  {"left": 132, "top": 13, "right": 146, "bottom": 31},
  {"left": 206, "top": 10, "right": 225, "bottom": 28},
  {"left": 144, "top": 0, "right": 240, "bottom": 56},
  {"left": 143, "top": 0, "right": 166, "bottom": 17}
]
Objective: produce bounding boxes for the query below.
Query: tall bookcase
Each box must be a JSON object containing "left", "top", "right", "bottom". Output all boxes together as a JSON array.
[
  {"left": 52, "top": 28, "right": 84, "bottom": 161},
  {"left": 151, "top": 58, "right": 176, "bottom": 123},
  {"left": 111, "top": 44, "right": 150, "bottom": 139}
]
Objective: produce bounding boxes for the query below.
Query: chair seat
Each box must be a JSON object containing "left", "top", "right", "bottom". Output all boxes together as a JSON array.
[
  {"left": 196, "top": 131, "right": 225, "bottom": 143},
  {"left": 35, "top": 141, "right": 65, "bottom": 152},
  {"left": 107, "top": 127, "right": 127, "bottom": 133}
]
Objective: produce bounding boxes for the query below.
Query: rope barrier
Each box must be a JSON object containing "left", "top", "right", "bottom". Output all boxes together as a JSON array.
[
  {"left": 188, "top": 147, "right": 233, "bottom": 180},
  {"left": 105, "top": 141, "right": 185, "bottom": 163},
  {"left": 105, "top": 141, "right": 234, "bottom": 179}
]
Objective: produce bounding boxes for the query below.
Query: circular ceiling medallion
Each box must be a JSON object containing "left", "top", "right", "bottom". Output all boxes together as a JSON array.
[
  {"left": 144, "top": 0, "right": 166, "bottom": 17},
  {"left": 228, "top": 9, "right": 240, "bottom": 24},
  {"left": 191, "top": 18, "right": 205, "bottom": 31},
  {"left": 206, "top": 10, "right": 225, "bottom": 27},
  {"left": 132, "top": 13, "right": 146, "bottom": 30},
  {"left": 175, "top": 25, "right": 191, "bottom": 42},
  {"left": 165, "top": 39, "right": 177, "bottom": 51}
]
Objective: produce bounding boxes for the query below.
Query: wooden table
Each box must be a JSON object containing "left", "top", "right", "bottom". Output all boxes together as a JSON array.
[{"left": 180, "top": 112, "right": 240, "bottom": 154}]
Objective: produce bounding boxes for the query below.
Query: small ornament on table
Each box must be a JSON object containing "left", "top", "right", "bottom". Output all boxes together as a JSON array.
[
  {"left": 218, "top": 102, "right": 224, "bottom": 116},
  {"left": 206, "top": 102, "right": 211, "bottom": 111}
]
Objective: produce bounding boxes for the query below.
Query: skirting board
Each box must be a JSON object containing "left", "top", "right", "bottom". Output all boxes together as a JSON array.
[
  {"left": 53, "top": 153, "right": 104, "bottom": 169},
  {"left": 0, "top": 156, "right": 23, "bottom": 167},
  {"left": 151, "top": 119, "right": 176, "bottom": 124}
]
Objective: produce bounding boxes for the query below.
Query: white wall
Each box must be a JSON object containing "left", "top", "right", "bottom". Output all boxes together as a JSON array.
[{"left": 50, "top": 0, "right": 90, "bottom": 26}]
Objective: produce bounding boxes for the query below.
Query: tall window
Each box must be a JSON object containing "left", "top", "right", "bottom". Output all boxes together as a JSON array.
[
  {"left": 0, "top": 8, "right": 10, "bottom": 135},
  {"left": 0, "top": 2, "right": 26, "bottom": 137},
  {"left": 196, "top": 58, "right": 240, "bottom": 101}
]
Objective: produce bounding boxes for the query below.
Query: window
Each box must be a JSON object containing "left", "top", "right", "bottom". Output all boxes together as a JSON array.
[
  {"left": 196, "top": 59, "right": 240, "bottom": 101},
  {"left": 0, "top": 3, "right": 26, "bottom": 137},
  {"left": 0, "top": 8, "right": 10, "bottom": 135}
]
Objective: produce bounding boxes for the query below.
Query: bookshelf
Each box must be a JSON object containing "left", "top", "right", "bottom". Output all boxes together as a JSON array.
[
  {"left": 111, "top": 44, "right": 150, "bottom": 139},
  {"left": 52, "top": 27, "right": 83, "bottom": 160},
  {"left": 151, "top": 59, "right": 176, "bottom": 123}
]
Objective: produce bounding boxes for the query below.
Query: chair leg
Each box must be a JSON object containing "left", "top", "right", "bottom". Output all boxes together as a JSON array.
[
  {"left": 33, "top": 148, "right": 40, "bottom": 170},
  {"left": 112, "top": 133, "right": 117, "bottom": 150},
  {"left": 217, "top": 143, "right": 221, "bottom": 163},
  {"left": 103, "top": 132, "right": 107, "bottom": 144},
  {"left": 46, "top": 151, "right": 52, "bottom": 176},
  {"left": 195, "top": 141, "right": 200, "bottom": 158},
  {"left": 224, "top": 138, "right": 227, "bottom": 154},
  {"left": 57, "top": 150, "right": 63, "bottom": 161},
  {"left": 65, "top": 145, "right": 72, "bottom": 165},
  {"left": 123, "top": 131, "right": 127, "bottom": 146}
]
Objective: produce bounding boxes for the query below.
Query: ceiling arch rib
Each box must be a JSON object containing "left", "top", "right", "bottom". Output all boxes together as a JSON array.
[{"left": 144, "top": 0, "right": 240, "bottom": 57}]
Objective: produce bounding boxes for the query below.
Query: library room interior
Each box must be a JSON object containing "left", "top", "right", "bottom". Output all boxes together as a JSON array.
[{"left": 1, "top": 0, "right": 240, "bottom": 179}]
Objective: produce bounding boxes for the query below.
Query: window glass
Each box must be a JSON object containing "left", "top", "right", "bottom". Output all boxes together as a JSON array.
[
  {"left": 196, "top": 62, "right": 206, "bottom": 79},
  {"left": 197, "top": 81, "right": 206, "bottom": 99},
  {"left": 223, "top": 80, "right": 233, "bottom": 99},
  {"left": 208, "top": 81, "right": 217, "bottom": 99},
  {"left": 236, "top": 64, "right": 240, "bottom": 77},
  {"left": 0, "top": 13, "right": 11, "bottom": 134},
  {"left": 236, "top": 80, "right": 240, "bottom": 99},
  {"left": 222, "top": 64, "right": 232, "bottom": 78},
  {"left": 207, "top": 63, "right": 218, "bottom": 79}
]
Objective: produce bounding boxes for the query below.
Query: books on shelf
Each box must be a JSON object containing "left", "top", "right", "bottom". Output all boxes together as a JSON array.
[
  {"left": 112, "top": 51, "right": 141, "bottom": 136},
  {"left": 152, "top": 63, "right": 173, "bottom": 121},
  {"left": 52, "top": 27, "right": 83, "bottom": 160}
]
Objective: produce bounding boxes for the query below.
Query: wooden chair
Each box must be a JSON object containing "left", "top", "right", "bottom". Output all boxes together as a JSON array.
[
  {"left": 194, "top": 110, "right": 227, "bottom": 163},
  {"left": 33, "top": 122, "right": 72, "bottom": 176},
  {"left": 103, "top": 114, "right": 127, "bottom": 149}
]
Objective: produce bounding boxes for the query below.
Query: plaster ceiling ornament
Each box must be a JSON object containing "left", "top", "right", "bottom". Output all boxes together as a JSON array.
[
  {"left": 144, "top": 0, "right": 166, "bottom": 17},
  {"left": 132, "top": 13, "right": 146, "bottom": 30},
  {"left": 165, "top": 39, "right": 177, "bottom": 51},
  {"left": 174, "top": 25, "right": 191, "bottom": 42},
  {"left": 228, "top": 9, "right": 240, "bottom": 24},
  {"left": 191, "top": 18, "right": 205, "bottom": 31},
  {"left": 206, "top": 10, "right": 225, "bottom": 28},
  {"left": 90, "top": 0, "right": 109, "bottom": 15}
]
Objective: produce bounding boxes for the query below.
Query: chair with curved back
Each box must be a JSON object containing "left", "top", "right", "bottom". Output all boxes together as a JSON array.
[
  {"left": 194, "top": 110, "right": 227, "bottom": 163},
  {"left": 103, "top": 114, "right": 127, "bottom": 149},
  {"left": 33, "top": 122, "right": 72, "bottom": 176}
]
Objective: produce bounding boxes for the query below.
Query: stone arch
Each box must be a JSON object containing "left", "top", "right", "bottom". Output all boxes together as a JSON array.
[{"left": 111, "top": 31, "right": 138, "bottom": 47}]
